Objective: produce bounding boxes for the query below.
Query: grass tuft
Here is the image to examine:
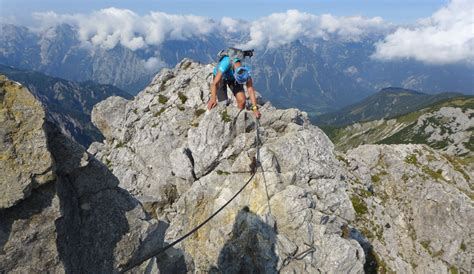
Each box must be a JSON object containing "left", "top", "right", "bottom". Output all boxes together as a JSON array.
[{"left": 158, "top": 94, "right": 169, "bottom": 104}]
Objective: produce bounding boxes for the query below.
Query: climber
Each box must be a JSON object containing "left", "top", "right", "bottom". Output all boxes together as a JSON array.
[{"left": 207, "top": 49, "right": 261, "bottom": 119}]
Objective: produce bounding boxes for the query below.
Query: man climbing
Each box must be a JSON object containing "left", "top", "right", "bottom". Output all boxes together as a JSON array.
[{"left": 207, "top": 49, "right": 261, "bottom": 119}]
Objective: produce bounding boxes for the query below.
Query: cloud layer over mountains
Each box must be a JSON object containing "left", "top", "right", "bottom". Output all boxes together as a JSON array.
[
  {"left": 372, "top": 0, "right": 474, "bottom": 64},
  {"left": 28, "top": 0, "right": 474, "bottom": 65},
  {"left": 240, "top": 10, "right": 387, "bottom": 49}
]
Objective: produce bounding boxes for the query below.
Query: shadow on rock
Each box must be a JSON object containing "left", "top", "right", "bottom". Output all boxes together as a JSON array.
[
  {"left": 155, "top": 246, "right": 191, "bottom": 274},
  {"left": 210, "top": 207, "right": 278, "bottom": 274},
  {"left": 1, "top": 122, "right": 166, "bottom": 273},
  {"left": 47, "top": 122, "right": 163, "bottom": 273},
  {"left": 0, "top": 183, "right": 57, "bottom": 270},
  {"left": 348, "top": 227, "right": 379, "bottom": 274}
]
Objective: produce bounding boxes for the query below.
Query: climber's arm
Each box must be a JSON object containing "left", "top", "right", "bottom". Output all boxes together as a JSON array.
[
  {"left": 208, "top": 71, "right": 222, "bottom": 110},
  {"left": 246, "top": 78, "right": 261, "bottom": 118}
]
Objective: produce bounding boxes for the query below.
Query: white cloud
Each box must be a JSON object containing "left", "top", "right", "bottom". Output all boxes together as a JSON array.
[
  {"left": 344, "top": 66, "right": 359, "bottom": 76},
  {"left": 372, "top": 0, "right": 474, "bottom": 64},
  {"left": 32, "top": 8, "right": 217, "bottom": 50},
  {"left": 31, "top": 8, "right": 388, "bottom": 52},
  {"left": 220, "top": 17, "right": 249, "bottom": 33},
  {"left": 143, "top": 57, "right": 166, "bottom": 72},
  {"left": 0, "top": 15, "right": 18, "bottom": 25},
  {"left": 143, "top": 11, "right": 217, "bottom": 45},
  {"left": 240, "top": 10, "right": 387, "bottom": 49}
]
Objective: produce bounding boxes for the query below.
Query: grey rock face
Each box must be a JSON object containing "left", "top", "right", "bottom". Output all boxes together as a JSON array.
[
  {"left": 92, "top": 95, "right": 130, "bottom": 141},
  {"left": 0, "top": 77, "right": 166, "bottom": 273},
  {"left": 341, "top": 144, "right": 473, "bottom": 273},
  {"left": 0, "top": 76, "right": 55, "bottom": 209},
  {"left": 90, "top": 59, "right": 365, "bottom": 273}
]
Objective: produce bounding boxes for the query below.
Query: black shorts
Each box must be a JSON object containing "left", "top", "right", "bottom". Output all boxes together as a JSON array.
[{"left": 216, "top": 78, "right": 244, "bottom": 102}]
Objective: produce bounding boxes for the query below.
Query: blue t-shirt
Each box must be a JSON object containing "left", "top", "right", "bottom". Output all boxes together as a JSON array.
[{"left": 213, "top": 56, "right": 235, "bottom": 80}]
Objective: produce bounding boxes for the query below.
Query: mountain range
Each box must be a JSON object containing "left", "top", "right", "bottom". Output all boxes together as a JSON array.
[
  {"left": 324, "top": 95, "right": 473, "bottom": 162},
  {"left": 1, "top": 23, "right": 473, "bottom": 114},
  {"left": 314, "top": 87, "right": 465, "bottom": 126}
]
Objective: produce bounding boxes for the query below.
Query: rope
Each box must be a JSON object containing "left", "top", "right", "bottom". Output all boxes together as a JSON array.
[
  {"left": 255, "top": 119, "right": 272, "bottom": 216},
  {"left": 119, "top": 170, "right": 256, "bottom": 273},
  {"left": 279, "top": 243, "right": 317, "bottom": 271},
  {"left": 118, "top": 116, "right": 265, "bottom": 273}
]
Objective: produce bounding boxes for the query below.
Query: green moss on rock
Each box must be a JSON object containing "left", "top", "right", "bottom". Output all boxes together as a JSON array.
[
  {"left": 405, "top": 154, "right": 419, "bottom": 166},
  {"left": 421, "top": 166, "right": 444, "bottom": 181},
  {"left": 216, "top": 170, "right": 230, "bottom": 176},
  {"left": 449, "top": 266, "right": 459, "bottom": 274},
  {"left": 351, "top": 195, "right": 368, "bottom": 215},
  {"left": 154, "top": 107, "right": 166, "bottom": 117},
  {"left": 194, "top": 108, "right": 206, "bottom": 117},
  {"left": 158, "top": 94, "right": 169, "bottom": 104},
  {"left": 178, "top": 91, "right": 188, "bottom": 104},
  {"left": 371, "top": 174, "right": 381, "bottom": 183},
  {"left": 220, "top": 109, "right": 232, "bottom": 123}
]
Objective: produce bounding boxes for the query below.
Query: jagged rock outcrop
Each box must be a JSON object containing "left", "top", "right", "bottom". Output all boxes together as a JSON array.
[
  {"left": 90, "top": 59, "right": 366, "bottom": 273},
  {"left": 0, "top": 75, "right": 54, "bottom": 208},
  {"left": 339, "top": 144, "right": 473, "bottom": 273},
  {"left": 0, "top": 76, "right": 166, "bottom": 272}
]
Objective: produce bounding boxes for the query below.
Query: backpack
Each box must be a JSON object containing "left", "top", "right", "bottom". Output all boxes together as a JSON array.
[{"left": 217, "top": 47, "right": 254, "bottom": 62}]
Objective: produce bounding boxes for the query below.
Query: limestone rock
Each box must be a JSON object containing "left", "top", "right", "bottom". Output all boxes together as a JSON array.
[
  {"left": 342, "top": 144, "right": 473, "bottom": 273},
  {"left": 90, "top": 59, "right": 365, "bottom": 273},
  {"left": 91, "top": 95, "right": 129, "bottom": 141},
  {"left": 0, "top": 77, "right": 167, "bottom": 273},
  {"left": 0, "top": 76, "right": 55, "bottom": 209}
]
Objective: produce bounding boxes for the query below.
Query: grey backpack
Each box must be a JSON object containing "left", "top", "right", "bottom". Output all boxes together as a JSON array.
[{"left": 217, "top": 47, "right": 254, "bottom": 62}]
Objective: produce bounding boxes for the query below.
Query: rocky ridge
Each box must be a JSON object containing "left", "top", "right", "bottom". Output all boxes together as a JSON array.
[
  {"left": 1, "top": 59, "right": 472, "bottom": 273},
  {"left": 89, "top": 59, "right": 365, "bottom": 272},
  {"left": 90, "top": 59, "right": 473, "bottom": 273}
]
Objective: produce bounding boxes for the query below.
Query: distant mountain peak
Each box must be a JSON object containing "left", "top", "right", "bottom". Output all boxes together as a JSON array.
[
  {"left": 315, "top": 87, "right": 465, "bottom": 126},
  {"left": 379, "top": 87, "right": 425, "bottom": 95}
]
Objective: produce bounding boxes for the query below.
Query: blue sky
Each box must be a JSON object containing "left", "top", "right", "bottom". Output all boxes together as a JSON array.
[{"left": 1, "top": 0, "right": 448, "bottom": 25}]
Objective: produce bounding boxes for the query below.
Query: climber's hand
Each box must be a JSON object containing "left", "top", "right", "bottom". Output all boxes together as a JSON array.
[
  {"left": 253, "top": 109, "right": 261, "bottom": 119},
  {"left": 207, "top": 97, "right": 217, "bottom": 110}
]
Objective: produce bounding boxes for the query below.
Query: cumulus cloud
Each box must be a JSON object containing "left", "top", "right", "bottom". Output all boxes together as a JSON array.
[
  {"left": 220, "top": 17, "right": 250, "bottom": 33},
  {"left": 33, "top": 8, "right": 217, "bottom": 50},
  {"left": 373, "top": 0, "right": 474, "bottom": 64},
  {"left": 143, "top": 57, "right": 166, "bottom": 72},
  {"left": 240, "top": 10, "right": 387, "bottom": 49},
  {"left": 32, "top": 8, "right": 389, "bottom": 52},
  {"left": 0, "top": 15, "right": 18, "bottom": 25}
]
